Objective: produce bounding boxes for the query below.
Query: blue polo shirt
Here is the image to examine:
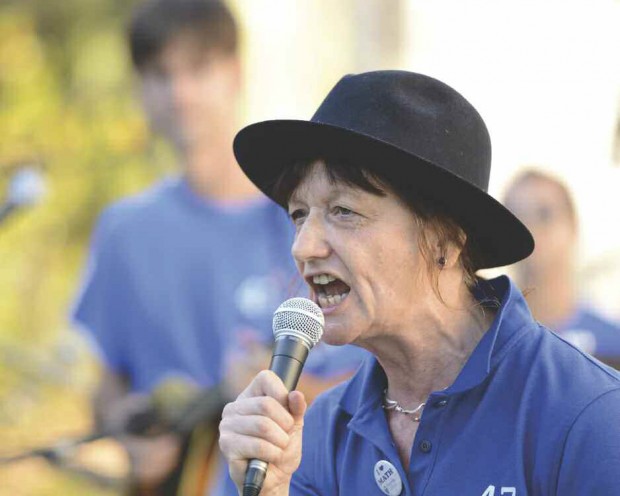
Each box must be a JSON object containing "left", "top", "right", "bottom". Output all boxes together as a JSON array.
[
  {"left": 292, "top": 276, "right": 620, "bottom": 495},
  {"left": 555, "top": 306, "right": 620, "bottom": 366}
]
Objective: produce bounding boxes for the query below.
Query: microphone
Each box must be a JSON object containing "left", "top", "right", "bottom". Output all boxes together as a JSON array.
[
  {"left": 243, "top": 297, "right": 324, "bottom": 496},
  {"left": 0, "top": 167, "right": 46, "bottom": 225}
]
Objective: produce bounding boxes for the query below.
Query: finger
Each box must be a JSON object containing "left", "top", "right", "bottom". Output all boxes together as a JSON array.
[
  {"left": 238, "top": 370, "right": 290, "bottom": 406},
  {"left": 219, "top": 414, "right": 290, "bottom": 450},
  {"left": 228, "top": 459, "right": 250, "bottom": 488},
  {"left": 219, "top": 432, "right": 285, "bottom": 465},
  {"left": 224, "top": 396, "right": 294, "bottom": 432},
  {"left": 288, "top": 391, "right": 307, "bottom": 425}
]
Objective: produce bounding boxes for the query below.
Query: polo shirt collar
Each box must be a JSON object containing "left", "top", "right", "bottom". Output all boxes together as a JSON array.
[{"left": 339, "top": 275, "right": 535, "bottom": 417}]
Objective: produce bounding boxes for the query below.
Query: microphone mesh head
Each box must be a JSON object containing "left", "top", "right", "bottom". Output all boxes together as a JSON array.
[{"left": 273, "top": 298, "right": 324, "bottom": 348}]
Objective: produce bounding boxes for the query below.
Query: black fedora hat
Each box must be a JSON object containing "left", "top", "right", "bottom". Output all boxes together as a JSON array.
[{"left": 234, "top": 70, "right": 533, "bottom": 269}]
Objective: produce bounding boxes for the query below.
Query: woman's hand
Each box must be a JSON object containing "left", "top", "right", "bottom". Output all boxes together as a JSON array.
[{"left": 219, "top": 370, "right": 307, "bottom": 496}]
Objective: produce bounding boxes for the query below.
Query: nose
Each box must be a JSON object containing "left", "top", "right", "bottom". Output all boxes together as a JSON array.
[
  {"left": 169, "top": 73, "right": 196, "bottom": 111},
  {"left": 291, "top": 210, "right": 332, "bottom": 264}
]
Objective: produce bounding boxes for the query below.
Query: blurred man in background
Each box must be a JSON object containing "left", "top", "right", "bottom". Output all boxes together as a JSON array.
[
  {"left": 504, "top": 169, "right": 620, "bottom": 369},
  {"left": 72, "top": 1, "right": 366, "bottom": 494}
]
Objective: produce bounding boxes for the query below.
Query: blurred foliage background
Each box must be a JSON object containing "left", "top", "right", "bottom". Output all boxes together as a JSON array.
[{"left": 0, "top": 0, "right": 170, "bottom": 493}]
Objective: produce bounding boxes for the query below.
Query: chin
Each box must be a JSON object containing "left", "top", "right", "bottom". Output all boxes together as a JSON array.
[{"left": 321, "top": 323, "right": 359, "bottom": 347}]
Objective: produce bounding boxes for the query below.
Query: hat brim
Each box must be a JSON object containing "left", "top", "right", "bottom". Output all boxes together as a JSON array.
[{"left": 234, "top": 120, "right": 533, "bottom": 269}]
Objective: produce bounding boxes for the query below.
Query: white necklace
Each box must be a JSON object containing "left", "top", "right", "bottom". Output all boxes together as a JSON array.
[{"left": 381, "top": 389, "right": 425, "bottom": 422}]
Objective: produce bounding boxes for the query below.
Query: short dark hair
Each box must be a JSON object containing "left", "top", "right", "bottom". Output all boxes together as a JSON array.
[
  {"left": 273, "top": 158, "right": 482, "bottom": 294},
  {"left": 128, "top": 0, "right": 238, "bottom": 70}
]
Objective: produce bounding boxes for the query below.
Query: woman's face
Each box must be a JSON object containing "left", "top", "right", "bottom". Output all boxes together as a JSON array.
[
  {"left": 288, "top": 161, "right": 430, "bottom": 345},
  {"left": 504, "top": 176, "right": 576, "bottom": 278}
]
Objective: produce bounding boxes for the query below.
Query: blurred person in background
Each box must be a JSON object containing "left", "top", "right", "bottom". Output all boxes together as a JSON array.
[
  {"left": 72, "top": 0, "right": 366, "bottom": 495},
  {"left": 504, "top": 169, "right": 620, "bottom": 369}
]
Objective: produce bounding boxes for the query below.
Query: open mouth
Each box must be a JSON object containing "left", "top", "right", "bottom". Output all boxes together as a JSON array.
[{"left": 308, "top": 273, "right": 351, "bottom": 309}]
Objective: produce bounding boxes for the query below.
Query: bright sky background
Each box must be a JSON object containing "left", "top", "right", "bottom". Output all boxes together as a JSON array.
[{"left": 405, "top": 1, "right": 620, "bottom": 259}]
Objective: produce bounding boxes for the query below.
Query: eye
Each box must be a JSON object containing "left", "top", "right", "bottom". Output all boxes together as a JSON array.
[
  {"left": 289, "top": 208, "right": 307, "bottom": 224},
  {"left": 333, "top": 206, "right": 355, "bottom": 217}
]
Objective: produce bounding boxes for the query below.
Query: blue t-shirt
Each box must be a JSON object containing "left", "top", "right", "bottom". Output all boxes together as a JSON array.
[
  {"left": 292, "top": 276, "right": 620, "bottom": 496},
  {"left": 555, "top": 306, "right": 620, "bottom": 364},
  {"left": 73, "top": 177, "right": 367, "bottom": 494}
]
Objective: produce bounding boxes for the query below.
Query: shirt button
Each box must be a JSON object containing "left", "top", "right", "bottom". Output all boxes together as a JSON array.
[
  {"left": 434, "top": 399, "right": 448, "bottom": 408},
  {"left": 419, "top": 440, "right": 432, "bottom": 453}
]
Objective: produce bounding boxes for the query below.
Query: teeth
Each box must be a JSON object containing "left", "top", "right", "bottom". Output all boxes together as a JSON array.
[
  {"left": 312, "top": 274, "right": 337, "bottom": 285},
  {"left": 317, "top": 292, "right": 349, "bottom": 309}
]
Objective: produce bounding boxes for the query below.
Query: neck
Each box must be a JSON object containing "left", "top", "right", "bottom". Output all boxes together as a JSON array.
[
  {"left": 179, "top": 132, "right": 259, "bottom": 202},
  {"left": 516, "top": 264, "right": 576, "bottom": 327},
  {"left": 364, "top": 279, "right": 494, "bottom": 408}
]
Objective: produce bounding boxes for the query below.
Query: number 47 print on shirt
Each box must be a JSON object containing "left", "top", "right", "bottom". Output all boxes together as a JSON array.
[{"left": 482, "top": 487, "right": 516, "bottom": 496}]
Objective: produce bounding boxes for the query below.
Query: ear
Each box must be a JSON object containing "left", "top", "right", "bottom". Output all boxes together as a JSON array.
[
  {"left": 439, "top": 243, "right": 463, "bottom": 270},
  {"left": 433, "top": 231, "right": 466, "bottom": 270}
]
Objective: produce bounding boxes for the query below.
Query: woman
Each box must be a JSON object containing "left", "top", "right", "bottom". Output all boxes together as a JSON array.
[
  {"left": 219, "top": 71, "right": 620, "bottom": 495},
  {"left": 504, "top": 168, "right": 620, "bottom": 369}
]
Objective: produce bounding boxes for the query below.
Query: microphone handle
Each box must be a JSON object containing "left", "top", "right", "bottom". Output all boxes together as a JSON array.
[
  {"left": 269, "top": 336, "right": 309, "bottom": 390},
  {"left": 243, "top": 336, "right": 310, "bottom": 496},
  {"left": 0, "top": 203, "right": 17, "bottom": 224}
]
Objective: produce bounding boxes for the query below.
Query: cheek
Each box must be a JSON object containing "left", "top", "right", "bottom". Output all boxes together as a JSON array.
[
  {"left": 536, "top": 224, "right": 573, "bottom": 251},
  {"left": 200, "top": 72, "right": 237, "bottom": 110},
  {"left": 364, "top": 242, "right": 421, "bottom": 304},
  {"left": 142, "top": 88, "right": 173, "bottom": 123},
  {"left": 556, "top": 224, "right": 576, "bottom": 244},
  {"left": 294, "top": 259, "right": 304, "bottom": 279}
]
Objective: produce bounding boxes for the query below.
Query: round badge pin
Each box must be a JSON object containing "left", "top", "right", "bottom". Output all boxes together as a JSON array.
[{"left": 374, "top": 460, "right": 403, "bottom": 495}]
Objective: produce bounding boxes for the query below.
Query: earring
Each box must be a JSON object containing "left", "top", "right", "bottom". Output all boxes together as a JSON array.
[{"left": 438, "top": 256, "right": 446, "bottom": 268}]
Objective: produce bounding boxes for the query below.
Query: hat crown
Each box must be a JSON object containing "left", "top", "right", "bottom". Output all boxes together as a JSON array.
[
  {"left": 232, "top": 70, "right": 534, "bottom": 269},
  {"left": 311, "top": 70, "right": 491, "bottom": 192}
]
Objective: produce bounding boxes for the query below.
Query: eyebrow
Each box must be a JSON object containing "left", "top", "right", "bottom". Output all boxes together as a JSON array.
[{"left": 289, "top": 185, "right": 357, "bottom": 207}]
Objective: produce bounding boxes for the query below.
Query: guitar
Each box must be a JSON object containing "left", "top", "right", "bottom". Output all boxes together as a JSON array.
[{"left": 125, "top": 385, "right": 230, "bottom": 496}]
